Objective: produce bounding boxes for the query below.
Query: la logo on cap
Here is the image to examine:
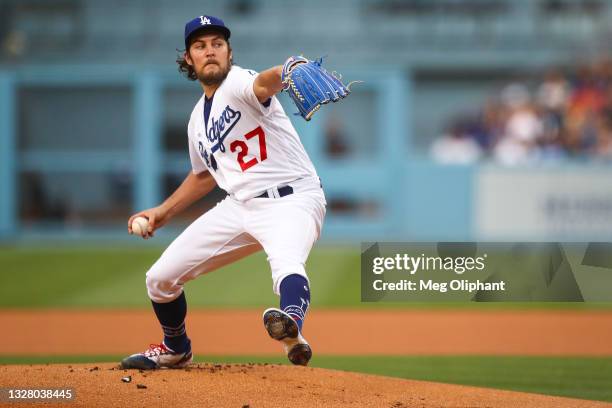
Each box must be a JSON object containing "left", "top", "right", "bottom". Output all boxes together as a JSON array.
[{"left": 199, "top": 16, "right": 211, "bottom": 25}]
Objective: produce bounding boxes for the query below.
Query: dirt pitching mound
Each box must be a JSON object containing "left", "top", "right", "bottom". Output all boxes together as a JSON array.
[{"left": 0, "top": 363, "right": 609, "bottom": 408}]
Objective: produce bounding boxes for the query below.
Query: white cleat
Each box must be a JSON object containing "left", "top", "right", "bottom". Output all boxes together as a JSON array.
[
  {"left": 120, "top": 342, "right": 192, "bottom": 370},
  {"left": 262, "top": 308, "right": 312, "bottom": 366}
]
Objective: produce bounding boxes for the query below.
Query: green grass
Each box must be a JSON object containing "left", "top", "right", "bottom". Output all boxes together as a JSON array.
[
  {"left": 1, "top": 245, "right": 611, "bottom": 309},
  {"left": 1, "top": 354, "right": 610, "bottom": 402},
  {"left": 0, "top": 245, "right": 359, "bottom": 308}
]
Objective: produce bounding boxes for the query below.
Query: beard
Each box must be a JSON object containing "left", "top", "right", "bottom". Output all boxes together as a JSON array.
[{"left": 197, "top": 60, "right": 231, "bottom": 86}]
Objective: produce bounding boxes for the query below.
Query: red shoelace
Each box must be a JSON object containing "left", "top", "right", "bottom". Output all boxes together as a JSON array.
[{"left": 143, "top": 343, "right": 169, "bottom": 357}]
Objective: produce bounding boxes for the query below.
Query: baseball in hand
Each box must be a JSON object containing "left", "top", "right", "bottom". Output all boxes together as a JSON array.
[{"left": 131, "top": 216, "right": 150, "bottom": 237}]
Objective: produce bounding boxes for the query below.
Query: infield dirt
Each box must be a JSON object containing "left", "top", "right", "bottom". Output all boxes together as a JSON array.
[{"left": 1, "top": 309, "right": 611, "bottom": 355}]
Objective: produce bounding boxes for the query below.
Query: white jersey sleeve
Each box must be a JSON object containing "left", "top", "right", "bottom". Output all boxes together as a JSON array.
[{"left": 224, "top": 67, "right": 273, "bottom": 117}]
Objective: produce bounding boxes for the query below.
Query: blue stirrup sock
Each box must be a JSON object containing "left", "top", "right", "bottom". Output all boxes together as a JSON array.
[
  {"left": 279, "top": 274, "right": 311, "bottom": 332},
  {"left": 151, "top": 291, "right": 190, "bottom": 353}
]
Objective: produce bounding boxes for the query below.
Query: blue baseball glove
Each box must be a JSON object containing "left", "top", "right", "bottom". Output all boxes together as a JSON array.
[{"left": 281, "top": 56, "right": 357, "bottom": 121}]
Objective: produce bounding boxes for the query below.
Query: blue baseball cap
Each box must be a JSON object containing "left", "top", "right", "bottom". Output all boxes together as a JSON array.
[{"left": 184, "top": 15, "right": 231, "bottom": 49}]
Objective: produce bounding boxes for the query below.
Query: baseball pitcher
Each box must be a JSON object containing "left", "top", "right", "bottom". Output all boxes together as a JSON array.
[{"left": 121, "top": 15, "right": 353, "bottom": 369}]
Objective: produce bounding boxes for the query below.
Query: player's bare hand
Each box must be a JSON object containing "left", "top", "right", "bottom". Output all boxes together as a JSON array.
[{"left": 127, "top": 206, "right": 170, "bottom": 238}]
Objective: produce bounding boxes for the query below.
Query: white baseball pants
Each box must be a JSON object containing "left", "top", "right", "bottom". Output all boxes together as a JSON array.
[{"left": 145, "top": 178, "right": 326, "bottom": 303}]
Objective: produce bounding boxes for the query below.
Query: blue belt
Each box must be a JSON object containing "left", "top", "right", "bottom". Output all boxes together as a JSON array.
[{"left": 256, "top": 185, "right": 294, "bottom": 199}]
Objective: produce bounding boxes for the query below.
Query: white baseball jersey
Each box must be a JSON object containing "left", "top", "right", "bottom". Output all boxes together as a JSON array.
[{"left": 187, "top": 65, "right": 319, "bottom": 201}]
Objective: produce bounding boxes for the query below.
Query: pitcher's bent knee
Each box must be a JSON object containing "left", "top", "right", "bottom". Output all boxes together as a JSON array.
[{"left": 145, "top": 269, "right": 184, "bottom": 303}]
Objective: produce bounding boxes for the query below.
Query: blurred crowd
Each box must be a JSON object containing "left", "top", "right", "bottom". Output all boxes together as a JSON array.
[{"left": 431, "top": 58, "right": 612, "bottom": 165}]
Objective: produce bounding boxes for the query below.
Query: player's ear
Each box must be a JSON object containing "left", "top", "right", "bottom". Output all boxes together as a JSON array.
[{"left": 184, "top": 51, "right": 194, "bottom": 67}]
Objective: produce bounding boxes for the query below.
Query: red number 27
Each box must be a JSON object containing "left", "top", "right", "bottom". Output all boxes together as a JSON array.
[{"left": 230, "top": 126, "right": 268, "bottom": 172}]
